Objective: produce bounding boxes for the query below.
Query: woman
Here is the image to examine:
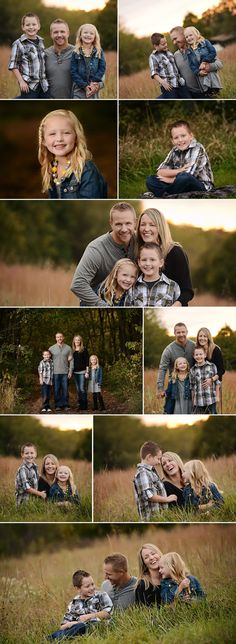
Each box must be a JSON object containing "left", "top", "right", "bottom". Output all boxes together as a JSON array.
[
  {"left": 72, "top": 335, "right": 89, "bottom": 411},
  {"left": 161, "top": 451, "right": 185, "bottom": 507},
  {"left": 38, "top": 454, "right": 59, "bottom": 497},
  {"left": 135, "top": 543, "right": 163, "bottom": 607},
  {"left": 137, "top": 208, "right": 194, "bottom": 306},
  {"left": 196, "top": 327, "right": 225, "bottom": 380}
]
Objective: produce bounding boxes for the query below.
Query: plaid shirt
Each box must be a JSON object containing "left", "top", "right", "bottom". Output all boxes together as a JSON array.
[
  {"left": 124, "top": 273, "right": 180, "bottom": 307},
  {"left": 157, "top": 138, "right": 214, "bottom": 190},
  {"left": 15, "top": 460, "right": 39, "bottom": 506},
  {"left": 189, "top": 360, "right": 219, "bottom": 406},
  {"left": 149, "top": 49, "right": 185, "bottom": 87},
  {"left": 38, "top": 359, "right": 54, "bottom": 385},
  {"left": 133, "top": 463, "right": 167, "bottom": 521},
  {"left": 8, "top": 34, "right": 48, "bottom": 91},
  {"left": 61, "top": 591, "right": 113, "bottom": 624}
]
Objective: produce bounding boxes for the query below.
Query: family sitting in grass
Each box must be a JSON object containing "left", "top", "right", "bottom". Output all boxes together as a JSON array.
[
  {"left": 133, "top": 441, "right": 224, "bottom": 522},
  {"left": 15, "top": 445, "right": 80, "bottom": 508},
  {"left": 47, "top": 551, "right": 205, "bottom": 639}
]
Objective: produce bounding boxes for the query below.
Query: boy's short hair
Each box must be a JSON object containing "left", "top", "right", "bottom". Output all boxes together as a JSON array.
[
  {"left": 50, "top": 19, "right": 69, "bottom": 33},
  {"left": 140, "top": 441, "right": 160, "bottom": 459},
  {"left": 21, "top": 442, "right": 37, "bottom": 455},
  {"left": 43, "top": 349, "right": 51, "bottom": 356},
  {"left": 174, "top": 322, "right": 187, "bottom": 332},
  {"left": 151, "top": 33, "right": 164, "bottom": 46},
  {"left": 138, "top": 242, "right": 163, "bottom": 261},
  {"left": 104, "top": 553, "right": 128, "bottom": 572},
  {"left": 72, "top": 570, "right": 90, "bottom": 588},
  {"left": 21, "top": 13, "right": 40, "bottom": 28},
  {"left": 170, "top": 120, "right": 192, "bottom": 135},
  {"left": 194, "top": 346, "right": 205, "bottom": 354},
  {"left": 110, "top": 202, "right": 136, "bottom": 224}
]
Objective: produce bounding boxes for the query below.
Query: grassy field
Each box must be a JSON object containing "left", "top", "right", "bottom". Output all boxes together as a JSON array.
[
  {"left": 119, "top": 44, "right": 236, "bottom": 99},
  {"left": 1, "top": 524, "right": 236, "bottom": 643},
  {"left": 94, "top": 454, "right": 236, "bottom": 522},
  {"left": 0, "top": 456, "right": 92, "bottom": 522},
  {"left": 144, "top": 369, "right": 236, "bottom": 415},
  {"left": 0, "top": 47, "right": 117, "bottom": 99}
]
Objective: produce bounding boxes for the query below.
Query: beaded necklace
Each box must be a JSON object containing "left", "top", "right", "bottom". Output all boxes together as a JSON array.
[{"left": 51, "top": 158, "right": 71, "bottom": 185}]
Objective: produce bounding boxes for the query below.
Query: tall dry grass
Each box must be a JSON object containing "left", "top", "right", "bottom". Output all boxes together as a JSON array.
[{"left": 0, "top": 262, "right": 77, "bottom": 306}]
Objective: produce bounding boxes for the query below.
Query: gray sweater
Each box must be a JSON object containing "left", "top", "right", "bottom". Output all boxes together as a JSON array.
[
  {"left": 157, "top": 339, "right": 195, "bottom": 390},
  {"left": 70, "top": 232, "right": 136, "bottom": 306},
  {"left": 174, "top": 50, "right": 223, "bottom": 94},
  {"left": 101, "top": 577, "right": 137, "bottom": 610}
]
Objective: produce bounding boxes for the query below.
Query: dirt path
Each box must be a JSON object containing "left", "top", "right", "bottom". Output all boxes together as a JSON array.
[{"left": 27, "top": 388, "right": 130, "bottom": 415}]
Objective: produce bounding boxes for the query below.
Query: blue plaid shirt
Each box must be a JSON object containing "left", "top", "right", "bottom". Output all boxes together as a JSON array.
[
  {"left": 61, "top": 590, "right": 113, "bottom": 624},
  {"left": 8, "top": 34, "right": 48, "bottom": 91},
  {"left": 157, "top": 138, "right": 214, "bottom": 190}
]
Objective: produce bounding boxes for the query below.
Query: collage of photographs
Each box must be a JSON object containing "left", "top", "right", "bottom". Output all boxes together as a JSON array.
[{"left": 0, "top": 1, "right": 235, "bottom": 643}]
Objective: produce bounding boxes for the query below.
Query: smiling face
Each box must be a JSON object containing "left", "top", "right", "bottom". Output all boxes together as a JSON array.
[
  {"left": 43, "top": 351, "right": 51, "bottom": 361},
  {"left": 111, "top": 210, "right": 136, "bottom": 247},
  {"left": 44, "top": 457, "right": 57, "bottom": 477},
  {"left": 156, "top": 36, "right": 168, "bottom": 52},
  {"left": 57, "top": 466, "right": 70, "bottom": 483},
  {"left": 116, "top": 263, "right": 137, "bottom": 291},
  {"left": 22, "top": 446, "right": 37, "bottom": 463},
  {"left": 184, "top": 28, "right": 196, "bottom": 46},
  {"left": 158, "top": 558, "right": 170, "bottom": 579},
  {"left": 197, "top": 331, "right": 209, "bottom": 349},
  {"left": 22, "top": 16, "right": 40, "bottom": 39},
  {"left": 78, "top": 574, "right": 96, "bottom": 598},
  {"left": 141, "top": 547, "right": 161, "bottom": 570},
  {"left": 43, "top": 116, "right": 76, "bottom": 159},
  {"left": 103, "top": 563, "right": 124, "bottom": 586},
  {"left": 80, "top": 24, "right": 96, "bottom": 46},
  {"left": 176, "top": 358, "right": 188, "bottom": 372},
  {"left": 174, "top": 325, "right": 187, "bottom": 345},
  {"left": 50, "top": 22, "right": 69, "bottom": 49},
  {"left": 171, "top": 125, "right": 193, "bottom": 150},
  {"left": 170, "top": 29, "right": 186, "bottom": 49},
  {"left": 55, "top": 333, "right": 64, "bottom": 345},
  {"left": 138, "top": 247, "right": 163, "bottom": 280},
  {"left": 139, "top": 213, "right": 159, "bottom": 244},
  {"left": 161, "top": 455, "right": 180, "bottom": 478},
  {"left": 194, "top": 348, "right": 206, "bottom": 365}
]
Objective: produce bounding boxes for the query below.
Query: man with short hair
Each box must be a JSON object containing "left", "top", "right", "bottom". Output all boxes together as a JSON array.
[
  {"left": 45, "top": 19, "right": 74, "bottom": 98},
  {"left": 101, "top": 553, "right": 137, "bottom": 609},
  {"left": 157, "top": 322, "right": 195, "bottom": 397},
  {"left": 49, "top": 332, "right": 73, "bottom": 411},
  {"left": 70, "top": 202, "right": 137, "bottom": 306}
]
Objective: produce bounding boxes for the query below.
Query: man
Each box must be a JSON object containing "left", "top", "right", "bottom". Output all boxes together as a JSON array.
[
  {"left": 49, "top": 332, "right": 73, "bottom": 411},
  {"left": 157, "top": 322, "right": 195, "bottom": 397},
  {"left": 70, "top": 202, "right": 137, "bottom": 306},
  {"left": 45, "top": 19, "right": 74, "bottom": 98},
  {"left": 170, "top": 26, "right": 223, "bottom": 99},
  {"left": 101, "top": 553, "right": 137, "bottom": 609}
]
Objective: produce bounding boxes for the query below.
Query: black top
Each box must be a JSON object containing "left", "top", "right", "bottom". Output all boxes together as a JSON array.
[
  {"left": 38, "top": 476, "right": 51, "bottom": 497},
  {"left": 73, "top": 348, "right": 89, "bottom": 372},
  {"left": 211, "top": 345, "right": 225, "bottom": 381},
  {"left": 163, "top": 480, "right": 185, "bottom": 507},
  {"left": 135, "top": 579, "right": 161, "bottom": 607},
  {"left": 164, "top": 245, "right": 194, "bottom": 306}
]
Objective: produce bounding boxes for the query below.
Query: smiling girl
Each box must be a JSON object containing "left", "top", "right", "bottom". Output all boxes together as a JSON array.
[
  {"left": 48, "top": 465, "right": 80, "bottom": 505},
  {"left": 71, "top": 24, "right": 106, "bottom": 99}
]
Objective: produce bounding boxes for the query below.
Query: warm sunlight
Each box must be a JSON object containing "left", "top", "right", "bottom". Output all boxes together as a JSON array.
[
  {"left": 36, "top": 415, "right": 93, "bottom": 431},
  {"left": 138, "top": 414, "right": 208, "bottom": 427},
  {"left": 150, "top": 308, "right": 236, "bottom": 337},
  {"left": 44, "top": 0, "right": 107, "bottom": 9},
  {"left": 120, "top": 0, "right": 219, "bottom": 37},
  {"left": 141, "top": 200, "right": 236, "bottom": 232}
]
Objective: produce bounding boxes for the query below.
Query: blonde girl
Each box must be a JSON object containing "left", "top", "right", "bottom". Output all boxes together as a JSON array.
[
  {"left": 135, "top": 543, "right": 163, "bottom": 607},
  {"left": 158, "top": 552, "right": 205, "bottom": 604},
  {"left": 38, "top": 109, "right": 107, "bottom": 199},
  {"left": 48, "top": 465, "right": 80, "bottom": 505},
  {"left": 164, "top": 357, "right": 192, "bottom": 414},
  {"left": 98, "top": 258, "right": 138, "bottom": 306},
  {"left": 38, "top": 453, "right": 59, "bottom": 497},
  {"left": 88, "top": 355, "right": 105, "bottom": 411},
  {"left": 71, "top": 24, "right": 106, "bottom": 99},
  {"left": 183, "top": 459, "right": 224, "bottom": 511},
  {"left": 184, "top": 26, "right": 221, "bottom": 95}
]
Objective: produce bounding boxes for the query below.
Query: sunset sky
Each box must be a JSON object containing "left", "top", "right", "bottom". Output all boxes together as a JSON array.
[
  {"left": 44, "top": 0, "right": 107, "bottom": 9},
  {"left": 142, "top": 200, "right": 236, "bottom": 232},
  {"left": 147, "top": 308, "right": 236, "bottom": 337},
  {"left": 140, "top": 414, "right": 208, "bottom": 428},
  {"left": 120, "top": 0, "right": 217, "bottom": 37},
  {"left": 36, "top": 415, "right": 93, "bottom": 431}
]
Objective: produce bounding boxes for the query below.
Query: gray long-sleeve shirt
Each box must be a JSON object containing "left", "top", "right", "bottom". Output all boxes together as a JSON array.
[
  {"left": 48, "top": 343, "right": 73, "bottom": 375},
  {"left": 174, "top": 50, "right": 223, "bottom": 94},
  {"left": 70, "top": 232, "right": 136, "bottom": 306},
  {"left": 157, "top": 339, "right": 195, "bottom": 390}
]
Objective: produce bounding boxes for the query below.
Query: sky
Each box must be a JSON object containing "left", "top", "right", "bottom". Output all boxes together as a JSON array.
[
  {"left": 120, "top": 0, "right": 217, "bottom": 37},
  {"left": 141, "top": 199, "right": 236, "bottom": 232},
  {"left": 138, "top": 414, "right": 208, "bottom": 427},
  {"left": 147, "top": 307, "right": 236, "bottom": 337},
  {"left": 44, "top": 0, "right": 106, "bottom": 10},
  {"left": 36, "top": 415, "right": 93, "bottom": 431}
]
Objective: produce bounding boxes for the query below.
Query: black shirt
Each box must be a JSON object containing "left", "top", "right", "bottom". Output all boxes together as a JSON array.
[
  {"left": 163, "top": 480, "right": 185, "bottom": 507},
  {"left": 135, "top": 579, "right": 161, "bottom": 607},
  {"left": 73, "top": 348, "right": 89, "bottom": 372},
  {"left": 165, "top": 245, "right": 193, "bottom": 306},
  {"left": 38, "top": 476, "right": 51, "bottom": 497}
]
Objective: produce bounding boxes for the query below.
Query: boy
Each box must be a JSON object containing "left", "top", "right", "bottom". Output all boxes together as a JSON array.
[
  {"left": 149, "top": 33, "right": 190, "bottom": 99},
  {"left": 15, "top": 443, "right": 46, "bottom": 507},
  {"left": 146, "top": 120, "right": 214, "bottom": 197},
  {"left": 48, "top": 569, "right": 113, "bottom": 640},
  {"left": 38, "top": 349, "right": 54, "bottom": 412},
  {"left": 189, "top": 347, "right": 219, "bottom": 414},
  {"left": 8, "top": 12, "right": 49, "bottom": 99},
  {"left": 124, "top": 242, "right": 180, "bottom": 307},
  {"left": 133, "top": 441, "right": 177, "bottom": 521}
]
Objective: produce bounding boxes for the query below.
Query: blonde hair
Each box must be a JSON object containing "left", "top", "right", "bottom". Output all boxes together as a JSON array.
[
  {"left": 184, "top": 460, "right": 216, "bottom": 496},
  {"left": 56, "top": 465, "right": 76, "bottom": 494},
  {"left": 89, "top": 354, "right": 99, "bottom": 368},
  {"left": 161, "top": 452, "right": 184, "bottom": 482},
  {"left": 171, "top": 357, "right": 190, "bottom": 383},
  {"left": 98, "top": 259, "right": 138, "bottom": 305},
  {"left": 75, "top": 23, "right": 102, "bottom": 57},
  {"left": 137, "top": 208, "right": 180, "bottom": 258},
  {"left": 184, "top": 26, "right": 205, "bottom": 48},
  {"left": 40, "top": 454, "right": 59, "bottom": 483},
  {"left": 38, "top": 109, "right": 91, "bottom": 192},
  {"left": 196, "top": 327, "right": 216, "bottom": 361},
  {"left": 159, "top": 552, "right": 189, "bottom": 583},
  {"left": 137, "top": 543, "right": 163, "bottom": 590},
  {"left": 72, "top": 335, "right": 84, "bottom": 352}
]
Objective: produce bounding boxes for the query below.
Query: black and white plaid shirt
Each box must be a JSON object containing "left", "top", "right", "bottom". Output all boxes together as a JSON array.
[
  {"left": 157, "top": 138, "right": 214, "bottom": 190},
  {"left": 15, "top": 460, "right": 39, "bottom": 506},
  {"left": 61, "top": 591, "right": 113, "bottom": 624},
  {"left": 8, "top": 34, "right": 48, "bottom": 91},
  {"left": 124, "top": 272, "right": 180, "bottom": 307},
  {"left": 133, "top": 463, "right": 167, "bottom": 521},
  {"left": 149, "top": 50, "right": 185, "bottom": 87},
  {"left": 189, "top": 360, "right": 219, "bottom": 406},
  {"left": 38, "top": 359, "right": 54, "bottom": 385}
]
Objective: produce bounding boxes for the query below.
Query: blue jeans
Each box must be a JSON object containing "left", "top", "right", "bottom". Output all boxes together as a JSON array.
[
  {"left": 146, "top": 171, "right": 206, "bottom": 196},
  {"left": 194, "top": 402, "right": 217, "bottom": 414},
  {"left": 160, "top": 85, "right": 191, "bottom": 99},
  {"left": 41, "top": 383, "right": 51, "bottom": 409},
  {"left": 53, "top": 374, "right": 69, "bottom": 408},
  {"left": 74, "top": 373, "right": 88, "bottom": 408},
  {"left": 16, "top": 87, "right": 50, "bottom": 99},
  {"left": 48, "top": 622, "right": 87, "bottom": 640}
]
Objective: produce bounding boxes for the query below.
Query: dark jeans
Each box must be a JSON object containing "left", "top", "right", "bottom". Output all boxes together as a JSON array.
[
  {"left": 146, "top": 171, "right": 206, "bottom": 197},
  {"left": 74, "top": 373, "right": 88, "bottom": 409},
  {"left": 41, "top": 383, "right": 51, "bottom": 409},
  {"left": 53, "top": 374, "right": 69, "bottom": 408},
  {"left": 16, "top": 87, "right": 50, "bottom": 99},
  {"left": 194, "top": 402, "right": 217, "bottom": 414},
  {"left": 161, "top": 85, "right": 191, "bottom": 99},
  {"left": 48, "top": 622, "right": 87, "bottom": 640}
]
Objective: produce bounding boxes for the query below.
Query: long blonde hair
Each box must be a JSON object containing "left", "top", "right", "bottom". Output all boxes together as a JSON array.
[
  {"left": 159, "top": 552, "right": 189, "bottom": 583},
  {"left": 171, "top": 357, "right": 190, "bottom": 383},
  {"left": 75, "top": 23, "right": 102, "bottom": 57},
  {"left": 137, "top": 543, "right": 163, "bottom": 590},
  {"left": 161, "top": 452, "right": 184, "bottom": 482},
  {"left": 184, "top": 26, "right": 205, "bottom": 49},
  {"left": 72, "top": 334, "right": 85, "bottom": 352},
  {"left": 98, "top": 259, "right": 138, "bottom": 305},
  {"left": 38, "top": 109, "right": 91, "bottom": 192},
  {"left": 40, "top": 454, "right": 59, "bottom": 483},
  {"left": 196, "top": 327, "right": 216, "bottom": 361},
  {"left": 56, "top": 465, "right": 76, "bottom": 494},
  {"left": 137, "top": 208, "right": 180, "bottom": 258},
  {"left": 184, "top": 459, "right": 216, "bottom": 496},
  {"left": 89, "top": 354, "right": 99, "bottom": 368}
]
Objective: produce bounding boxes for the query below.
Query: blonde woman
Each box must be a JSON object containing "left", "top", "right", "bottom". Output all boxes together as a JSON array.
[
  {"left": 71, "top": 23, "right": 106, "bottom": 99},
  {"left": 72, "top": 335, "right": 89, "bottom": 411},
  {"left": 38, "top": 453, "right": 59, "bottom": 497},
  {"left": 184, "top": 26, "right": 221, "bottom": 95},
  {"left": 135, "top": 543, "right": 163, "bottom": 607},
  {"left": 161, "top": 451, "right": 185, "bottom": 507},
  {"left": 158, "top": 552, "right": 205, "bottom": 604},
  {"left": 183, "top": 459, "right": 224, "bottom": 511},
  {"left": 48, "top": 465, "right": 80, "bottom": 505},
  {"left": 196, "top": 327, "right": 225, "bottom": 382}
]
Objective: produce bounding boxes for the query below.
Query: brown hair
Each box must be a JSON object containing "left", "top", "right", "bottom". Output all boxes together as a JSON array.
[
  {"left": 140, "top": 441, "right": 160, "bottom": 459},
  {"left": 104, "top": 553, "right": 128, "bottom": 572},
  {"left": 21, "top": 443, "right": 37, "bottom": 455},
  {"left": 72, "top": 570, "right": 90, "bottom": 588},
  {"left": 170, "top": 120, "right": 192, "bottom": 135},
  {"left": 21, "top": 13, "right": 40, "bottom": 28},
  {"left": 50, "top": 19, "right": 69, "bottom": 33},
  {"left": 109, "top": 202, "right": 137, "bottom": 224},
  {"left": 151, "top": 33, "right": 164, "bottom": 46}
]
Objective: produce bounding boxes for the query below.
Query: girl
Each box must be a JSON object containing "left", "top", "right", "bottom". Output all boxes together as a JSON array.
[
  {"left": 135, "top": 543, "right": 163, "bottom": 607},
  {"left": 72, "top": 334, "right": 89, "bottom": 411},
  {"left": 38, "top": 109, "right": 107, "bottom": 199},
  {"left": 184, "top": 27, "right": 221, "bottom": 96},
  {"left": 183, "top": 460, "right": 224, "bottom": 512},
  {"left": 71, "top": 24, "right": 106, "bottom": 99},
  {"left": 98, "top": 258, "right": 138, "bottom": 306},
  {"left": 48, "top": 465, "right": 80, "bottom": 506},
  {"left": 88, "top": 354, "right": 105, "bottom": 411},
  {"left": 158, "top": 552, "right": 205, "bottom": 604},
  {"left": 38, "top": 453, "right": 59, "bottom": 497},
  {"left": 164, "top": 357, "right": 192, "bottom": 414}
]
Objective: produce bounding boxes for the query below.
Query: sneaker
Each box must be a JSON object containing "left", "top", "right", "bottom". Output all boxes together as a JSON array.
[
  {"left": 41, "top": 408, "right": 46, "bottom": 413},
  {"left": 55, "top": 407, "right": 61, "bottom": 411},
  {"left": 46, "top": 408, "right": 52, "bottom": 412},
  {"left": 64, "top": 406, "right": 71, "bottom": 412}
]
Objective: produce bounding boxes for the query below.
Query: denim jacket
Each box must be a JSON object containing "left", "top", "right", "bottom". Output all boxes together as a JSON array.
[
  {"left": 160, "top": 575, "right": 206, "bottom": 604},
  {"left": 89, "top": 366, "right": 103, "bottom": 386},
  {"left": 48, "top": 482, "right": 80, "bottom": 504},
  {"left": 164, "top": 376, "right": 191, "bottom": 414},
  {"left": 186, "top": 40, "right": 216, "bottom": 74},
  {"left": 49, "top": 160, "right": 107, "bottom": 199},
  {"left": 183, "top": 482, "right": 224, "bottom": 510},
  {"left": 71, "top": 48, "right": 106, "bottom": 88}
]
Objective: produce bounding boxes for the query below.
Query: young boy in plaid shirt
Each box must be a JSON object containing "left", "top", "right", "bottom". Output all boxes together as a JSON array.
[
  {"left": 15, "top": 443, "right": 46, "bottom": 507},
  {"left": 38, "top": 349, "right": 54, "bottom": 412},
  {"left": 133, "top": 441, "right": 177, "bottom": 521},
  {"left": 8, "top": 12, "right": 49, "bottom": 98},
  {"left": 189, "top": 346, "right": 220, "bottom": 414}
]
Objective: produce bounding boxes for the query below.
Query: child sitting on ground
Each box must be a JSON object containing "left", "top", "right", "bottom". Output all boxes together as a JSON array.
[
  {"left": 15, "top": 443, "right": 46, "bottom": 507},
  {"left": 184, "top": 26, "right": 221, "bottom": 96},
  {"left": 48, "top": 465, "right": 80, "bottom": 506},
  {"left": 124, "top": 243, "right": 180, "bottom": 307},
  {"left": 149, "top": 33, "right": 190, "bottom": 99},
  {"left": 8, "top": 12, "right": 49, "bottom": 99},
  {"left": 182, "top": 460, "right": 224, "bottom": 511},
  {"left": 164, "top": 357, "right": 192, "bottom": 414},
  {"left": 38, "top": 349, "right": 54, "bottom": 412},
  {"left": 98, "top": 258, "right": 138, "bottom": 306},
  {"left": 158, "top": 552, "right": 206, "bottom": 604},
  {"left": 146, "top": 120, "right": 214, "bottom": 197},
  {"left": 48, "top": 569, "right": 113, "bottom": 640},
  {"left": 133, "top": 441, "right": 177, "bottom": 521},
  {"left": 189, "top": 346, "right": 220, "bottom": 414}
]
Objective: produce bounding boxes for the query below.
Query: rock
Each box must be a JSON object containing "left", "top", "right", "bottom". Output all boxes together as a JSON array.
[{"left": 140, "top": 186, "right": 236, "bottom": 199}]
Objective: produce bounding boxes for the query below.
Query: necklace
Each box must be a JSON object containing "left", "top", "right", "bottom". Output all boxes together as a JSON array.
[
  {"left": 81, "top": 45, "right": 93, "bottom": 57},
  {"left": 51, "top": 158, "right": 71, "bottom": 185}
]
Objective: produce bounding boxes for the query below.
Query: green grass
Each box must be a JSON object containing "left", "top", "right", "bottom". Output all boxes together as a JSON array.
[{"left": 0, "top": 494, "right": 92, "bottom": 523}]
